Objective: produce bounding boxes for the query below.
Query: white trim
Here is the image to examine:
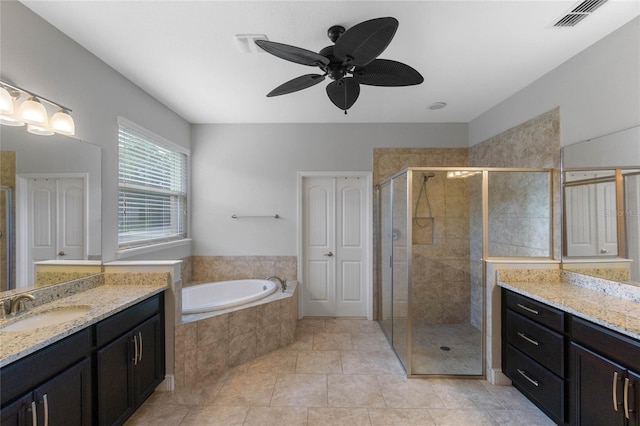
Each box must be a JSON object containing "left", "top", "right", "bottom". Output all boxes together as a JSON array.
[
  {"left": 16, "top": 173, "right": 89, "bottom": 289},
  {"left": 297, "top": 171, "right": 373, "bottom": 320},
  {"left": 117, "top": 116, "right": 190, "bottom": 155},
  {"left": 116, "top": 238, "right": 192, "bottom": 259}
]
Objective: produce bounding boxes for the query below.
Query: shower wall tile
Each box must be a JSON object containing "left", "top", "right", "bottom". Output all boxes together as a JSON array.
[
  {"left": 469, "top": 107, "right": 561, "bottom": 260},
  {"left": 187, "top": 255, "right": 297, "bottom": 285}
]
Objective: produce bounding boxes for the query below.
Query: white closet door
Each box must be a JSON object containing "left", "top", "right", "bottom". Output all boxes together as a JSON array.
[{"left": 302, "top": 175, "right": 368, "bottom": 317}]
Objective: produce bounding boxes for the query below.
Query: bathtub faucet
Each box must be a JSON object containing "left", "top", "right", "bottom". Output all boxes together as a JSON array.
[{"left": 266, "top": 276, "right": 287, "bottom": 292}]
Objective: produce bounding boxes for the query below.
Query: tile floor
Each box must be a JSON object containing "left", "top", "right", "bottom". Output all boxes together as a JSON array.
[
  {"left": 125, "top": 318, "right": 554, "bottom": 426},
  {"left": 411, "top": 323, "right": 483, "bottom": 375}
]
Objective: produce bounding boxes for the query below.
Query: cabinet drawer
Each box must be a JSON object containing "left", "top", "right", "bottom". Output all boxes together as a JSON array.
[
  {"left": 505, "top": 344, "right": 564, "bottom": 423},
  {"left": 95, "top": 294, "right": 161, "bottom": 348},
  {"left": 571, "top": 316, "right": 640, "bottom": 372},
  {"left": 505, "top": 310, "right": 564, "bottom": 377},
  {"left": 505, "top": 290, "right": 564, "bottom": 332}
]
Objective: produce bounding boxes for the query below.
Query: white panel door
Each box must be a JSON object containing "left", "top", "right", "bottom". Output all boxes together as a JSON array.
[
  {"left": 303, "top": 177, "right": 335, "bottom": 316},
  {"left": 302, "top": 176, "right": 368, "bottom": 317},
  {"left": 565, "top": 178, "right": 618, "bottom": 256},
  {"left": 27, "top": 177, "right": 85, "bottom": 283}
]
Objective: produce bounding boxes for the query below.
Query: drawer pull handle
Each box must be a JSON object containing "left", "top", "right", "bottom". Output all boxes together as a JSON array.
[
  {"left": 517, "top": 332, "right": 539, "bottom": 346},
  {"left": 516, "top": 303, "right": 539, "bottom": 315},
  {"left": 613, "top": 372, "right": 619, "bottom": 411},
  {"left": 624, "top": 377, "right": 630, "bottom": 419},
  {"left": 517, "top": 369, "right": 539, "bottom": 387}
]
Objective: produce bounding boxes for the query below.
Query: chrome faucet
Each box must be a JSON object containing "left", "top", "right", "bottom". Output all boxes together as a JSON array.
[
  {"left": 7, "top": 294, "right": 35, "bottom": 315},
  {"left": 266, "top": 276, "right": 287, "bottom": 292}
]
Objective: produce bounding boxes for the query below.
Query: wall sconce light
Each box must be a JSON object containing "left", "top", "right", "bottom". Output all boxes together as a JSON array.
[{"left": 0, "top": 80, "right": 75, "bottom": 136}]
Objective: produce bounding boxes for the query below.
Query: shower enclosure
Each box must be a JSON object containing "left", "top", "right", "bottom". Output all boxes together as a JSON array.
[{"left": 377, "top": 167, "right": 553, "bottom": 377}]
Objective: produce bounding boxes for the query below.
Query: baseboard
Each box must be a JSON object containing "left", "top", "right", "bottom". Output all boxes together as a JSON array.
[
  {"left": 487, "top": 368, "right": 511, "bottom": 386},
  {"left": 155, "top": 375, "right": 175, "bottom": 392}
]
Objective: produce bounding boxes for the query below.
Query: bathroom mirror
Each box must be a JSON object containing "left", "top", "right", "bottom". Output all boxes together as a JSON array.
[
  {"left": 561, "top": 126, "right": 640, "bottom": 283},
  {"left": 0, "top": 124, "right": 102, "bottom": 292}
]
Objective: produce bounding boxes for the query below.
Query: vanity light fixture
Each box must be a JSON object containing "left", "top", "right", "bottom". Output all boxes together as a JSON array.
[{"left": 0, "top": 80, "right": 75, "bottom": 136}]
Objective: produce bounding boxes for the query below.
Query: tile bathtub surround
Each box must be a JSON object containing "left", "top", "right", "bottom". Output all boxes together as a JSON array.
[
  {"left": 186, "top": 255, "right": 297, "bottom": 286},
  {"left": 126, "top": 318, "right": 554, "bottom": 426},
  {"left": 174, "top": 284, "right": 299, "bottom": 388}
]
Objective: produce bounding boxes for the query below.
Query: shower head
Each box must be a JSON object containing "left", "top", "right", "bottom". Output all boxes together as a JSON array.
[{"left": 423, "top": 172, "right": 436, "bottom": 182}]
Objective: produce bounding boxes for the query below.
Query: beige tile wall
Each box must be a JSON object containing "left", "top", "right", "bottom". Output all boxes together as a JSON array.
[{"left": 182, "top": 256, "right": 297, "bottom": 286}]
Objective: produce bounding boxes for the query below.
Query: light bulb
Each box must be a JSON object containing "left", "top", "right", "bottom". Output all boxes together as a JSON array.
[
  {"left": 18, "top": 96, "right": 48, "bottom": 126},
  {"left": 0, "top": 86, "right": 13, "bottom": 115},
  {"left": 27, "top": 124, "right": 54, "bottom": 136},
  {"left": 50, "top": 109, "right": 75, "bottom": 136}
]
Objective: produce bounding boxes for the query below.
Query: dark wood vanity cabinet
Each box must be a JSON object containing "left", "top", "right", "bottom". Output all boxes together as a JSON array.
[
  {"left": 502, "top": 290, "right": 566, "bottom": 424},
  {"left": 502, "top": 288, "right": 640, "bottom": 426},
  {"left": 95, "top": 294, "right": 165, "bottom": 426},
  {"left": 0, "top": 329, "right": 93, "bottom": 426},
  {"left": 570, "top": 317, "right": 640, "bottom": 426},
  {"left": 0, "top": 292, "right": 165, "bottom": 426}
]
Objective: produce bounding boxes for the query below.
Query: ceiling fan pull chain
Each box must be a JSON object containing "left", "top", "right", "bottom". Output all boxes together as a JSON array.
[{"left": 344, "top": 80, "right": 348, "bottom": 115}]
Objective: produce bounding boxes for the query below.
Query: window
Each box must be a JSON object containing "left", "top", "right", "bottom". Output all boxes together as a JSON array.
[{"left": 118, "top": 117, "right": 188, "bottom": 249}]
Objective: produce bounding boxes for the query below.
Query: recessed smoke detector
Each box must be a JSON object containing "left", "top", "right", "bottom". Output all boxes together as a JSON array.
[
  {"left": 234, "top": 34, "right": 269, "bottom": 53},
  {"left": 428, "top": 102, "right": 447, "bottom": 110},
  {"left": 552, "top": 0, "right": 608, "bottom": 27}
]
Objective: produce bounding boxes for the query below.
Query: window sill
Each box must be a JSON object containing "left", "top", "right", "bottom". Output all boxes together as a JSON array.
[{"left": 116, "top": 238, "right": 192, "bottom": 259}]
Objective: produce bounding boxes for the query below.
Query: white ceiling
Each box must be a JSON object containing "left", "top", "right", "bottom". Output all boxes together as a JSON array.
[{"left": 21, "top": 1, "right": 640, "bottom": 124}]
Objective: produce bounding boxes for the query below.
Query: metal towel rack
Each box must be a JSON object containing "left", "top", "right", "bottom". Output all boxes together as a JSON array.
[{"left": 231, "top": 214, "right": 280, "bottom": 219}]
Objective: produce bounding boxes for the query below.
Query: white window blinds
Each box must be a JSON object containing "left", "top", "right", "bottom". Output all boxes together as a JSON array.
[{"left": 118, "top": 118, "right": 188, "bottom": 248}]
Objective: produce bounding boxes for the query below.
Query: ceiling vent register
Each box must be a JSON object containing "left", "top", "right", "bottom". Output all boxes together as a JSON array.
[{"left": 553, "top": 0, "right": 608, "bottom": 27}]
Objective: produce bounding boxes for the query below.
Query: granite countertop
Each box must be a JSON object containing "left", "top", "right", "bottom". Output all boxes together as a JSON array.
[
  {"left": 498, "top": 279, "right": 640, "bottom": 341},
  {"left": 0, "top": 283, "right": 167, "bottom": 368}
]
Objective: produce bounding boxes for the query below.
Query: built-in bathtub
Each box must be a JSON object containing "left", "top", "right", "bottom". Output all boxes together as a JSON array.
[
  {"left": 174, "top": 280, "right": 298, "bottom": 388},
  {"left": 182, "top": 279, "right": 278, "bottom": 314}
]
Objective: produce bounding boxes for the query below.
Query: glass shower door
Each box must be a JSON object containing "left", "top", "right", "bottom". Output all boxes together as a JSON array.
[
  {"left": 378, "top": 182, "right": 393, "bottom": 340},
  {"left": 391, "top": 172, "right": 409, "bottom": 369}
]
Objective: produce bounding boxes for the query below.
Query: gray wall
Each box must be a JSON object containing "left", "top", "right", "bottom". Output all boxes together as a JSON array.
[
  {"left": 0, "top": 1, "right": 191, "bottom": 262},
  {"left": 191, "top": 123, "right": 468, "bottom": 256},
  {"left": 469, "top": 17, "right": 640, "bottom": 148}
]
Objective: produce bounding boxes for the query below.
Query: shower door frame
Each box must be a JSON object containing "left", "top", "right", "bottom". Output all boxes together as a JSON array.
[{"left": 377, "top": 167, "right": 555, "bottom": 379}]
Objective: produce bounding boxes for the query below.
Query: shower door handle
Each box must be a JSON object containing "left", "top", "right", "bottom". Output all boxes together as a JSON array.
[{"left": 324, "top": 251, "right": 333, "bottom": 257}]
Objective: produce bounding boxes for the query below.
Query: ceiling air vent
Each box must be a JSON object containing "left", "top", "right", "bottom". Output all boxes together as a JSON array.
[{"left": 553, "top": 0, "right": 608, "bottom": 27}]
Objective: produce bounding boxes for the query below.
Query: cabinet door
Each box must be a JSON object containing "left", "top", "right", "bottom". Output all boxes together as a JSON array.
[
  {"left": 33, "top": 358, "right": 91, "bottom": 426},
  {"left": 0, "top": 394, "right": 33, "bottom": 426},
  {"left": 96, "top": 332, "right": 134, "bottom": 426},
  {"left": 134, "top": 315, "right": 164, "bottom": 405},
  {"left": 571, "top": 343, "right": 625, "bottom": 426}
]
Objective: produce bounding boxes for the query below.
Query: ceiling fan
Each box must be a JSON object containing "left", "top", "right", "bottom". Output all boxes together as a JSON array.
[{"left": 255, "top": 17, "right": 424, "bottom": 113}]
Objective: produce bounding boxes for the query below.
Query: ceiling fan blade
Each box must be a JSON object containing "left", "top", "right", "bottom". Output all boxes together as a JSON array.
[
  {"left": 353, "top": 59, "right": 424, "bottom": 87},
  {"left": 266, "top": 74, "right": 326, "bottom": 97},
  {"left": 333, "top": 17, "right": 398, "bottom": 67},
  {"left": 255, "top": 40, "right": 329, "bottom": 67},
  {"left": 326, "top": 77, "right": 360, "bottom": 111}
]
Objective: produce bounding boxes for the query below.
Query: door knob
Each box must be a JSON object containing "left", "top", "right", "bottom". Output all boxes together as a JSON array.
[
  {"left": 324, "top": 251, "right": 333, "bottom": 257},
  {"left": 600, "top": 249, "right": 609, "bottom": 254},
  {"left": 58, "top": 251, "right": 66, "bottom": 257}
]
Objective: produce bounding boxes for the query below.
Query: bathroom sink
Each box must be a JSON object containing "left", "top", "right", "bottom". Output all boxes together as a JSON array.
[{"left": 0, "top": 306, "right": 92, "bottom": 332}]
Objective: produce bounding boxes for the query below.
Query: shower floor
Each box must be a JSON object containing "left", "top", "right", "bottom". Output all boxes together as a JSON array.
[{"left": 411, "top": 323, "right": 483, "bottom": 375}]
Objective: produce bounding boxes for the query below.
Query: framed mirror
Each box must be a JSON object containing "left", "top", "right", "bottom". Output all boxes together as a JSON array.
[
  {"left": 561, "top": 126, "right": 640, "bottom": 283},
  {"left": 0, "top": 124, "right": 102, "bottom": 292}
]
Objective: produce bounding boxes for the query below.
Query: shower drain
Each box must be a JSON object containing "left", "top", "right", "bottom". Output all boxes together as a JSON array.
[{"left": 440, "top": 346, "right": 451, "bottom": 351}]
